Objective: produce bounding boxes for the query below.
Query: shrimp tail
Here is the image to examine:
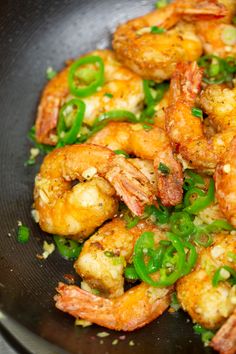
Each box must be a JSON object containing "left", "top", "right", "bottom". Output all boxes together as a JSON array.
[
  {"left": 178, "top": 0, "right": 227, "bottom": 21},
  {"left": 210, "top": 309, "right": 236, "bottom": 354},
  {"left": 55, "top": 282, "right": 117, "bottom": 329},
  {"left": 157, "top": 0, "right": 227, "bottom": 30},
  {"left": 55, "top": 282, "right": 172, "bottom": 331},
  {"left": 154, "top": 148, "right": 184, "bottom": 206},
  {"left": 169, "top": 62, "right": 203, "bottom": 104},
  {"left": 106, "top": 155, "right": 154, "bottom": 216}
]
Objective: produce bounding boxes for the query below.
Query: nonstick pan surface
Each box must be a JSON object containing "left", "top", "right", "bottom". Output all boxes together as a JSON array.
[{"left": 0, "top": 1, "right": 215, "bottom": 353}]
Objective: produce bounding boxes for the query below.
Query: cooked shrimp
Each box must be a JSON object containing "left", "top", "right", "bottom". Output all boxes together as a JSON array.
[
  {"left": 200, "top": 84, "right": 236, "bottom": 132},
  {"left": 34, "top": 144, "right": 155, "bottom": 239},
  {"left": 165, "top": 61, "right": 236, "bottom": 171},
  {"left": 88, "top": 122, "right": 183, "bottom": 206},
  {"left": 177, "top": 233, "right": 236, "bottom": 329},
  {"left": 215, "top": 137, "right": 236, "bottom": 227},
  {"left": 75, "top": 217, "right": 167, "bottom": 298},
  {"left": 129, "top": 158, "right": 157, "bottom": 191},
  {"left": 35, "top": 50, "right": 144, "bottom": 145},
  {"left": 196, "top": 0, "right": 236, "bottom": 58},
  {"left": 113, "top": 0, "right": 225, "bottom": 82},
  {"left": 211, "top": 307, "right": 236, "bottom": 354},
  {"left": 55, "top": 282, "right": 172, "bottom": 331}
]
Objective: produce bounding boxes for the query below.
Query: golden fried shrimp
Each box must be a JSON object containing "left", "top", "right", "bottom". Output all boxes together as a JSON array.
[
  {"left": 196, "top": 0, "right": 236, "bottom": 58},
  {"left": 55, "top": 282, "right": 172, "bottom": 331},
  {"left": 113, "top": 0, "right": 225, "bottom": 82},
  {"left": 215, "top": 137, "right": 236, "bottom": 227},
  {"left": 34, "top": 144, "right": 155, "bottom": 239},
  {"left": 165, "top": 61, "right": 236, "bottom": 171},
  {"left": 211, "top": 307, "right": 236, "bottom": 354},
  {"left": 177, "top": 233, "right": 236, "bottom": 329},
  {"left": 88, "top": 122, "right": 183, "bottom": 206},
  {"left": 74, "top": 217, "right": 166, "bottom": 298},
  {"left": 35, "top": 50, "right": 144, "bottom": 145},
  {"left": 200, "top": 84, "right": 236, "bottom": 132}
]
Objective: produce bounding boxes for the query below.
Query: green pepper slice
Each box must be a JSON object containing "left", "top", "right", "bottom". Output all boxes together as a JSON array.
[
  {"left": 54, "top": 235, "right": 82, "bottom": 260},
  {"left": 57, "top": 99, "right": 85, "bottom": 146},
  {"left": 133, "top": 232, "right": 186, "bottom": 287},
  {"left": 184, "top": 179, "right": 215, "bottom": 214},
  {"left": 68, "top": 55, "right": 105, "bottom": 97},
  {"left": 212, "top": 265, "right": 236, "bottom": 287},
  {"left": 170, "top": 211, "right": 195, "bottom": 238}
]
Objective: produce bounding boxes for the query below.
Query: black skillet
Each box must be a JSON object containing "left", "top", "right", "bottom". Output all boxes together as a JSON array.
[{"left": 0, "top": 1, "right": 216, "bottom": 353}]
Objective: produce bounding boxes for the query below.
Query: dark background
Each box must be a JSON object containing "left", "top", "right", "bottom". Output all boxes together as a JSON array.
[{"left": 0, "top": 1, "right": 214, "bottom": 353}]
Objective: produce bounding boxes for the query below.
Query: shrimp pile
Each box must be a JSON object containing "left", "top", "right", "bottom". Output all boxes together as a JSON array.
[
  {"left": 36, "top": 50, "right": 144, "bottom": 145},
  {"left": 30, "top": 0, "right": 236, "bottom": 352}
]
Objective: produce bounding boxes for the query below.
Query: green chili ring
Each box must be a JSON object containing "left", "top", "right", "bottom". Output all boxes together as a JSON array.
[
  {"left": 193, "top": 230, "right": 213, "bottom": 247},
  {"left": 54, "top": 235, "right": 82, "bottom": 260},
  {"left": 184, "top": 179, "right": 215, "bottom": 214},
  {"left": 133, "top": 232, "right": 186, "bottom": 287},
  {"left": 68, "top": 55, "right": 105, "bottom": 97},
  {"left": 57, "top": 98, "right": 86, "bottom": 146},
  {"left": 182, "top": 240, "right": 198, "bottom": 275},
  {"left": 94, "top": 110, "right": 138, "bottom": 125},
  {"left": 170, "top": 211, "right": 195, "bottom": 238}
]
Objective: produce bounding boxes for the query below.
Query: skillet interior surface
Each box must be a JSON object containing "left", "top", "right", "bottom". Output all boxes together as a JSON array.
[{"left": 0, "top": 1, "right": 215, "bottom": 353}]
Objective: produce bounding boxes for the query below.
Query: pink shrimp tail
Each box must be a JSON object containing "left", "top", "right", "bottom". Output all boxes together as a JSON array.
[
  {"left": 178, "top": 0, "right": 227, "bottom": 21},
  {"left": 106, "top": 155, "right": 155, "bottom": 216},
  {"left": 169, "top": 61, "right": 204, "bottom": 104},
  {"left": 211, "top": 308, "right": 236, "bottom": 354}
]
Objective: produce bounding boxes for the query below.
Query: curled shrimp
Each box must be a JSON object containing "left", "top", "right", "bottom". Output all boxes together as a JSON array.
[
  {"left": 211, "top": 307, "right": 236, "bottom": 354},
  {"left": 55, "top": 282, "right": 172, "bottom": 331},
  {"left": 35, "top": 50, "right": 144, "bottom": 145},
  {"left": 165, "top": 61, "right": 236, "bottom": 171},
  {"left": 34, "top": 144, "right": 154, "bottom": 239},
  {"left": 75, "top": 217, "right": 167, "bottom": 298},
  {"left": 196, "top": 0, "right": 236, "bottom": 58},
  {"left": 177, "top": 233, "right": 236, "bottom": 329},
  {"left": 215, "top": 137, "right": 236, "bottom": 227},
  {"left": 113, "top": 0, "right": 225, "bottom": 82},
  {"left": 88, "top": 122, "right": 183, "bottom": 206}
]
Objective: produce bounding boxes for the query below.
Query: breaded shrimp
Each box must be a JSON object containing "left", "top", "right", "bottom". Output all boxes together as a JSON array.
[
  {"left": 35, "top": 50, "right": 144, "bottom": 145},
  {"left": 55, "top": 282, "right": 172, "bottom": 331},
  {"left": 200, "top": 84, "right": 236, "bottom": 132},
  {"left": 215, "top": 137, "right": 236, "bottom": 227},
  {"left": 113, "top": 0, "right": 225, "bottom": 82},
  {"left": 75, "top": 217, "right": 166, "bottom": 298},
  {"left": 34, "top": 144, "right": 155, "bottom": 239},
  {"left": 211, "top": 307, "right": 236, "bottom": 354},
  {"left": 165, "top": 61, "right": 236, "bottom": 171},
  {"left": 177, "top": 233, "right": 236, "bottom": 329},
  {"left": 88, "top": 122, "right": 183, "bottom": 206},
  {"left": 196, "top": 0, "right": 236, "bottom": 58}
]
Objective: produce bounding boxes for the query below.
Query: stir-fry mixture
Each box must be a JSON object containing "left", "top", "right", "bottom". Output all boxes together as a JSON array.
[{"left": 24, "top": 0, "right": 236, "bottom": 352}]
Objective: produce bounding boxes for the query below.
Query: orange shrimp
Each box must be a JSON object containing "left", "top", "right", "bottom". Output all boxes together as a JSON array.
[
  {"left": 165, "top": 61, "right": 236, "bottom": 171},
  {"left": 34, "top": 144, "right": 155, "bottom": 239},
  {"left": 214, "top": 137, "right": 236, "bottom": 227},
  {"left": 88, "top": 122, "right": 183, "bottom": 206},
  {"left": 113, "top": 0, "right": 226, "bottom": 82},
  {"left": 35, "top": 50, "right": 144, "bottom": 145},
  {"left": 75, "top": 217, "right": 167, "bottom": 298},
  {"left": 54, "top": 282, "right": 172, "bottom": 331}
]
